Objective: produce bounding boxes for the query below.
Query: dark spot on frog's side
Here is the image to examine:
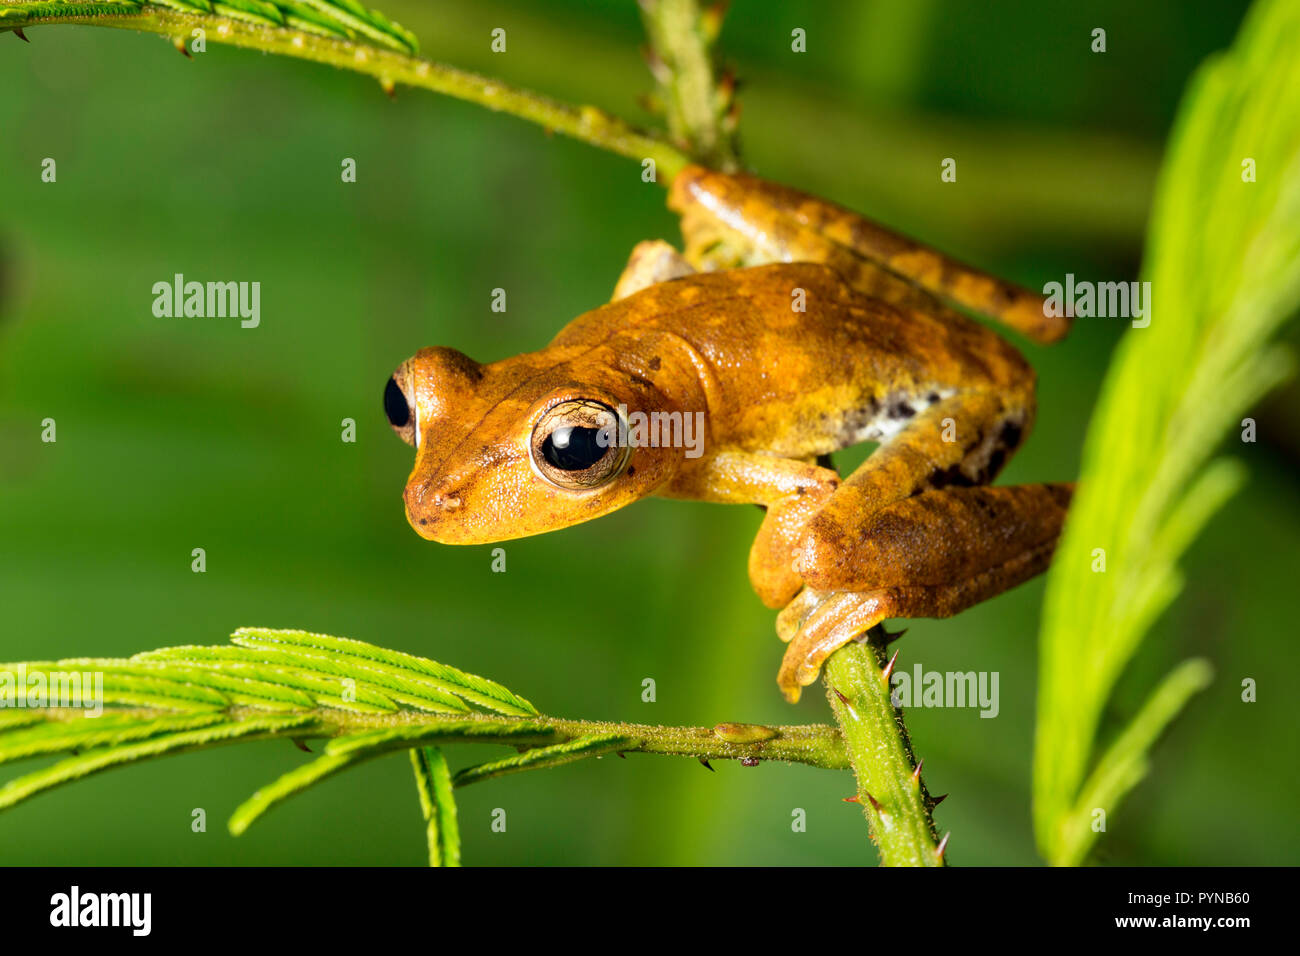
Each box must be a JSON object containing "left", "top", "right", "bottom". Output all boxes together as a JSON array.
[
  {"left": 648, "top": 356, "right": 662, "bottom": 371},
  {"left": 888, "top": 400, "right": 915, "bottom": 420},
  {"left": 981, "top": 421, "right": 1025, "bottom": 481},
  {"left": 926, "top": 463, "right": 976, "bottom": 491},
  {"left": 997, "top": 420, "right": 1023, "bottom": 452}
]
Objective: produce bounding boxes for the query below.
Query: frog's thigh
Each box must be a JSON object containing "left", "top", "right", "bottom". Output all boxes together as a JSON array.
[
  {"left": 611, "top": 240, "right": 696, "bottom": 301},
  {"left": 668, "top": 450, "right": 840, "bottom": 609},
  {"left": 776, "top": 483, "right": 1072, "bottom": 701},
  {"left": 793, "top": 389, "right": 1028, "bottom": 585}
]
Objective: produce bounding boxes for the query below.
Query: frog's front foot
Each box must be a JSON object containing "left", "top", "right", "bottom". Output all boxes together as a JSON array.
[{"left": 774, "top": 587, "right": 897, "bottom": 703}]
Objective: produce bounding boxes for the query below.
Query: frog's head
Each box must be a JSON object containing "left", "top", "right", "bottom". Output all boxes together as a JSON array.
[{"left": 385, "top": 346, "right": 684, "bottom": 544}]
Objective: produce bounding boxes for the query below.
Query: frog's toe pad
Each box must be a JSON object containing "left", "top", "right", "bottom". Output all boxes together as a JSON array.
[{"left": 777, "top": 589, "right": 894, "bottom": 702}]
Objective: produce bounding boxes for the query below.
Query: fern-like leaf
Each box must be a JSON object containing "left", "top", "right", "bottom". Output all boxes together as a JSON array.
[
  {"left": 410, "top": 747, "right": 460, "bottom": 867},
  {"left": 0, "top": 628, "right": 542, "bottom": 839},
  {"left": 0, "top": 0, "right": 419, "bottom": 53},
  {"left": 453, "top": 733, "right": 638, "bottom": 788},
  {"left": 1, "top": 627, "right": 846, "bottom": 864},
  {"left": 1033, "top": 0, "right": 1300, "bottom": 866}
]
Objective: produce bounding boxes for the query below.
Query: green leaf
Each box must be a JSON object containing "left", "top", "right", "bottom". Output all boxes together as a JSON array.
[
  {"left": 133, "top": 646, "right": 399, "bottom": 714},
  {"left": 453, "top": 733, "right": 638, "bottom": 788},
  {"left": 0, "top": 714, "right": 316, "bottom": 811},
  {"left": 228, "top": 749, "right": 368, "bottom": 836},
  {"left": 0, "top": 0, "right": 418, "bottom": 53},
  {"left": 1034, "top": 0, "right": 1300, "bottom": 866},
  {"left": 1054, "top": 659, "right": 1214, "bottom": 866},
  {"left": 410, "top": 747, "right": 460, "bottom": 867},
  {"left": 0, "top": 626, "right": 844, "bottom": 867},
  {"left": 0, "top": 628, "right": 545, "bottom": 833},
  {"left": 233, "top": 628, "right": 539, "bottom": 716},
  {"left": 0, "top": 712, "right": 228, "bottom": 767}
]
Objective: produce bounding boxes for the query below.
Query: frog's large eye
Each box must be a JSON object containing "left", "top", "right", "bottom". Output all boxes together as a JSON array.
[
  {"left": 530, "top": 399, "right": 629, "bottom": 490},
  {"left": 385, "top": 364, "right": 417, "bottom": 447}
]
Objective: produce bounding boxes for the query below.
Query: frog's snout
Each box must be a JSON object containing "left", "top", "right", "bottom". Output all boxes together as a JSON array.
[{"left": 403, "top": 476, "right": 464, "bottom": 541}]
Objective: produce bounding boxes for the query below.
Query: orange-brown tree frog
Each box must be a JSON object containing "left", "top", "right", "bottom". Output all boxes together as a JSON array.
[{"left": 384, "top": 166, "right": 1073, "bottom": 702}]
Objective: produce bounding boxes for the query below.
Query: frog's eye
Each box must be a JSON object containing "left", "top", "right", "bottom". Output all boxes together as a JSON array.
[
  {"left": 530, "top": 399, "right": 629, "bottom": 490},
  {"left": 385, "top": 365, "right": 417, "bottom": 447}
]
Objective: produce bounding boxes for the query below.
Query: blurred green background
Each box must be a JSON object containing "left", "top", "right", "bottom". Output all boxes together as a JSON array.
[{"left": 2, "top": 0, "right": 1296, "bottom": 865}]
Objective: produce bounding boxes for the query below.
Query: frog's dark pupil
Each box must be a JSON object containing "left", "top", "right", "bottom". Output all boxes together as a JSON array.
[
  {"left": 543, "top": 425, "right": 607, "bottom": 471},
  {"left": 384, "top": 377, "right": 410, "bottom": 428}
]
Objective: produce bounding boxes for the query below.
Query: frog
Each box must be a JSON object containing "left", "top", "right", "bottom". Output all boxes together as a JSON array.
[{"left": 383, "top": 165, "right": 1074, "bottom": 702}]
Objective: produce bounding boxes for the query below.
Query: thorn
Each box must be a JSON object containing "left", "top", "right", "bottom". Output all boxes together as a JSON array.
[
  {"left": 881, "top": 625, "right": 909, "bottom": 645},
  {"left": 616, "top": 751, "right": 627, "bottom": 759},
  {"left": 698, "top": 757, "right": 714, "bottom": 772},
  {"left": 911, "top": 759, "right": 924, "bottom": 782},
  {"left": 700, "top": 0, "right": 728, "bottom": 43},
  {"left": 716, "top": 67, "right": 736, "bottom": 102},
  {"left": 379, "top": 77, "right": 396, "bottom": 99},
  {"left": 14, "top": 28, "right": 30, "bottom": 43},
  {"left": 635, "top": 93, "right": 664, "bottom": 115},
  {"left": 880, "top": 648, "right": 900, "bottom": 684},
  {"left": 721, "top": 104, "right": 741, "bottom": 134},
  {"left": 640, "top": 44, "right": 670, "bottom": 85},
  {"left": 863, "top": 791, "right": 885, "bottom": 816},
  {"left": 936, "top": 831, "right": 950, "bottom": 862},
  {"left": 739, "top": 756, "right": 760, "bottom": 767},
  {"left": 832, "top": 686, "right": 849, "bottom": 705},
  {"left": 842, "top": 795, "right": 861, "bottom": 803},
  {"left": 172, "top": 35, "right": 190, "bottom": 58},
  {"left": 931, "top": 793, "right": 948, "bottom": 807},
  {"left": 292, "top": 738, "right": 312, "bottom": 753}
]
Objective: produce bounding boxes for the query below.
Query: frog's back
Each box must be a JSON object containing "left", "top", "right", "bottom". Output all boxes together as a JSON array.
[{"left": 552, "top": 262, "right": 1033, "bottom": 458}]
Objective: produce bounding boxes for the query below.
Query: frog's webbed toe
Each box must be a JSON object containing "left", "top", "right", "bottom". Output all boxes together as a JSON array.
[
  {"left": 776, "top": 589, "right": 896, "bottom": 703},
  {"left": 611, "top": 240, "right": 696, "bottom": 301}
]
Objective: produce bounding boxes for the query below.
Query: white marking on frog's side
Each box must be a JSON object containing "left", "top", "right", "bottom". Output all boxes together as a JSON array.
[{"left": 839, "top": 387, "right": 957, "bottom": 447}]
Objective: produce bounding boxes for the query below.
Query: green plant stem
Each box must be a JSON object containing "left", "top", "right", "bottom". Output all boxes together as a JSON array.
[
  {"left": 639, "top": 0, "right": 737, "bottom": 171},
  {"left": 0, "top": 2, "right": 692, "bottom": 180},
  {"left": 31, "top": 706, "right": 849, "bottom": 771},
  {"left": 823, "top": 631, "right": 945, "bottom": 867}
]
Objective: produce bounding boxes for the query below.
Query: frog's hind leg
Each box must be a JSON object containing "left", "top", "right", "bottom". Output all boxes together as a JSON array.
[
  {"left": 611, "top": 239, "right": 696, "bottom": 301},
  {"left": 777, "top": 483, "right": 1072, "bottom": 701},
  {"left": 773, "top": 385, "right": 1050, "bottom": 701},
  {"left": 668, "top": 165, "right": 1068, "bottom": 344}
]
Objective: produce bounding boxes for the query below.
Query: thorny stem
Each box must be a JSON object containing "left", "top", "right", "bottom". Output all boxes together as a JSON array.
[
  {"left": 823, "top": 630, "right": 946, "bottom": 866},
  {"left": 0, "top": 3, "right": 693, "bottom": 181},
  {"left": 639, "top": 0, "right": 738, "bottom": 171},
  {"left": 34, "top": 706, "right": 850, "bottom": 776}
]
